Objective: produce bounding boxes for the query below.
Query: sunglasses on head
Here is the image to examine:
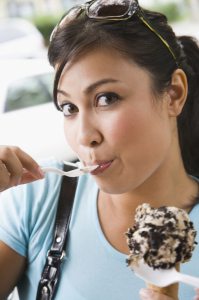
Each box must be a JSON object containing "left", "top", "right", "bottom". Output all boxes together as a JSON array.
[{"left": 50, "top": 0, "right": 178, "bottom": 67}]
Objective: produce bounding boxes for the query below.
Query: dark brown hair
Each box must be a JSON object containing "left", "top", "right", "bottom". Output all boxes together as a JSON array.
[{"left": 48, "top": 8, "right": 199, "bottom": 176}]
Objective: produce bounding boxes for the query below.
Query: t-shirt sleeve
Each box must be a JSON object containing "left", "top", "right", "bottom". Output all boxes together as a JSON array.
[
  {"left": 0, "top": 158, "right": 62, "bottom": 259},
  {"left": 0, "top": 185, "right": 28, "bottom": 257}
]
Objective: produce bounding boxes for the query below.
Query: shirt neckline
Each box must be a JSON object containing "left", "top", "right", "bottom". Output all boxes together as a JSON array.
[{"left": 91, "top": 181, "right": 128, "bottom": 262}]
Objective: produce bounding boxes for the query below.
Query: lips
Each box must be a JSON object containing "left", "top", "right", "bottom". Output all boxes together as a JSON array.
[{"left": 90, "top": 160, "right": 113, "bottom": 175}]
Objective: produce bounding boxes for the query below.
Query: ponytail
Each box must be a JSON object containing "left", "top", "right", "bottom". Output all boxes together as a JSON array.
[{"left": 177, "top": 36, "right": 199, "bottom": 176}]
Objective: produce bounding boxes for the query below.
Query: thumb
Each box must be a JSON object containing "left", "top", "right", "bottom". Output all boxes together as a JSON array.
[{"left": 139, "top": 288, "right": 174, "bottom": 300}]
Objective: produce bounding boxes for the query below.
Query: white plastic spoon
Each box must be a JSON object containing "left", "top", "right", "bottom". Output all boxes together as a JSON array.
[
  {"left": 41, "top": 161, "right": 98, "bottom": 177},
  {"left": 132, "top": 259, "right": 199, "bottom": 288}
]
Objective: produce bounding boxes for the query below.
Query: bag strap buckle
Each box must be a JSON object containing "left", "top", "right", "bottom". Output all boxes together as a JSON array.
[
  {"left": 37, "top": 250, "right": 66, "bottom": 300},
  {"left": 47, "top": 250, "right": 66, "bottom": 265}
]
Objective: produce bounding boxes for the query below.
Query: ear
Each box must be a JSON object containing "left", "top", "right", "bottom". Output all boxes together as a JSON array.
[{"left": 166, "top": 69, "right": 188, "bottom": 117}]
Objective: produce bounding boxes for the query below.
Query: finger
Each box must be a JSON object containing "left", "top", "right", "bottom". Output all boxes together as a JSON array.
[
  {"left": 0, "top": 146, "right": 41, "bottom": 177},
  {"left": 139, "top": 288, "right": 174, "bottom": 300},
  {"left": 0, "top": 161, "right": 10, "bottom": 191},
  {"left": 2, "top": 155, "right": 24, "bottom": 187},
  {"left": 0, "top": 146, "right": 43, "bottom": 178},
  {"left": 10, "top": 147, "right": 44, "bottom": 178},
  {"left": 19, "top": 169, "right": 45, "bottom": 185},
  {"left": 0, "top": 146, "right": 44, "bottom": 186}
]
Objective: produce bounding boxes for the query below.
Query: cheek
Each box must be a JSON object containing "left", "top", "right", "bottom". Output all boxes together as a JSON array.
[
  {"left": 105, "top": 106, "right": 171, "bottom": 158},
  {"left": 102, "top": 108, "right": 151, "bottom": 147},
  {"left": 107, "top": 116, "right": 134, "bottom": 143}
]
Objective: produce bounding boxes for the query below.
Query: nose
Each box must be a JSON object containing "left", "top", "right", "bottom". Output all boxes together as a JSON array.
[{"left": 77, "top": 113, "right": 103, "bottom": 148}]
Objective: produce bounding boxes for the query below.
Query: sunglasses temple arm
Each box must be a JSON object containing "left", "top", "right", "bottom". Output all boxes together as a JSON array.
[{"left": 138, "top": 14, "right": 178, "bottom": 66}]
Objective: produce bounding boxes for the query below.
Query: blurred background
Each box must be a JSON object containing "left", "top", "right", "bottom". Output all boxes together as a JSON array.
[
  {"left": 0, "top": 1, "right": 198, "bottom": 300},
  {"left": 0, "top": 0, "right": 198, "bottom": 47}
]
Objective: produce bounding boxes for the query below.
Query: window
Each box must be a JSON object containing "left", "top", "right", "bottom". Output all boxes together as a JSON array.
[{"left": 4, "top": 73, "right": 53, "bottom": 112}]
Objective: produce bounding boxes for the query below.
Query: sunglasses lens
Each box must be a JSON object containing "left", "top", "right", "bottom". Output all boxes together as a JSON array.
[{"left": 88, "top": 0, "right": 131, "bottom": 18}]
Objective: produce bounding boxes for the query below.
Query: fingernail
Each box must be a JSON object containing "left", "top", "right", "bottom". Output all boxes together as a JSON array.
[{"left": 139, "top": 288, "right": 154, "bottom": 298}]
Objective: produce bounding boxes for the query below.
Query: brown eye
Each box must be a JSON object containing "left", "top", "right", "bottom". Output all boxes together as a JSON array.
[
  {"left": 60, "top": 103, "right": 78, "bottom": 116},
  {"left": 96, "top": 92, "right": 120, "bottom": 107}
]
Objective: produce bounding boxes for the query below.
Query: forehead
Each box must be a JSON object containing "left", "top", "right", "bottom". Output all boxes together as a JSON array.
[{"left": 58, "top": 47, "right": 151, "bottom": 90}]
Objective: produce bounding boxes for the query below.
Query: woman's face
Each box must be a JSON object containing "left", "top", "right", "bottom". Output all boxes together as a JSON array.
[{"left": 57, "top": 48, "right": 174, "bottom": 194}]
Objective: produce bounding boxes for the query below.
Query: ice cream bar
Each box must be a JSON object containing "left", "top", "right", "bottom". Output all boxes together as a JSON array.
[
  {"left": 125, "top": 203, "right": 197, "bottom": 300},
  {"left": 125, "top": 203, "right": 197, "bottom": 269}
]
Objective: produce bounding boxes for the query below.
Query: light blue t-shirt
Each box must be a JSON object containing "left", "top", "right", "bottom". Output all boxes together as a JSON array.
[{"left": 0, "top": 158, "right": 199, "bottom": 300}]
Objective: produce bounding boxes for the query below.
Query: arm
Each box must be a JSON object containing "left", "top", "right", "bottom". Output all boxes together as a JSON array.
[
  {"left": 0, "top": 241, "right": 26, "bottom": 299},
  {"left": 0, "top": 145, "right": 44, "bottom": 192},
  {"left": 139, "top": 288, "right": 175, "bottom": 300},
  {"left": 0, "top": 146, "right": 44, "bottom": 298}
]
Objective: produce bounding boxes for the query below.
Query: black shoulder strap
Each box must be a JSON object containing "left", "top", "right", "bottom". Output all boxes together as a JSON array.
[{"left": 36, "top": 165, "right": 77, "bottom": 300}]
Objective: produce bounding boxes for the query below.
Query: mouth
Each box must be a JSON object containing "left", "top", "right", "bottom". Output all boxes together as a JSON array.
[{"left": 90, "top": 160, "right": 113, "bottom": 175}]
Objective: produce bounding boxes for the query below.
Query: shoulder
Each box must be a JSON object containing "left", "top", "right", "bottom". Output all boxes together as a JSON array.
[{"left": 0, "top": 158, "right": 63, "bottom": 257}]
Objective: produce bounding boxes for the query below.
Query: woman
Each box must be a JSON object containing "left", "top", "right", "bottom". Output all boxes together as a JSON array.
[{"left": 0, "top": 0, "right": 199, "bottom": 299}]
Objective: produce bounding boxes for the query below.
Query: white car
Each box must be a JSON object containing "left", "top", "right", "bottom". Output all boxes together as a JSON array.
[
  {"left": 0, "top": 59, "right": 53, "bottom": 113},
  {"left": 0, "top": 59, "right": 76, "bottom": 161},
  {"left": 0, "top": 18, "right": 46, "bottom": 58}
]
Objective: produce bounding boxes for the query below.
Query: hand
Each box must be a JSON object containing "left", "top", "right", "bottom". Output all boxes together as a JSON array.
[
  {"left": 139, "top": 288, "right": 174, "bottom": 300},
  {"left": 0, "top": 146, "right": 44, "bottom": 192},
  {"left": 194, "top": 288, "right": 199, "bottom": 300}
]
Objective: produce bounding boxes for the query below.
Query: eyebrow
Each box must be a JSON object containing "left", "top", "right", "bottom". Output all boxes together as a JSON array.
[{"left": 57, "top": 78, "right": 120, "bottom": 98}]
